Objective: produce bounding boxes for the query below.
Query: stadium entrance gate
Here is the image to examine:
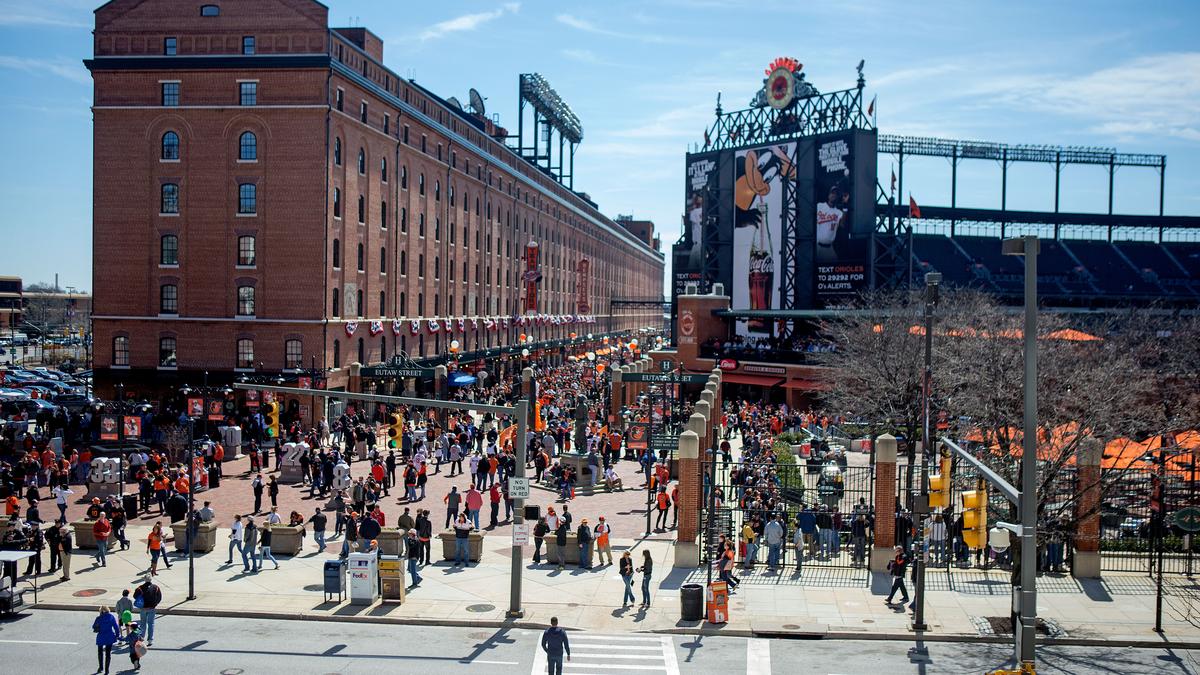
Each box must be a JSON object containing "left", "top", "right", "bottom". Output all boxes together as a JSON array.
[{"left": 701, "top": 459, "right": 875, "bottom": 586}]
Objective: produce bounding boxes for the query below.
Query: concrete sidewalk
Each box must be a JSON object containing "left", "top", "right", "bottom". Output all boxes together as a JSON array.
[{"left": 18, "top": 525, "right": 1200, "bottom": 648}]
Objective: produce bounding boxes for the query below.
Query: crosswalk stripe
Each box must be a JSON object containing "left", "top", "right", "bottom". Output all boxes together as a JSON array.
[
  {"left": 746, "top": 638, "right": 771, "bottom": 675},
  {"left": 563, "top": 664, "right": 667, "bottom": 671},
  {"left": 661, "top": 636, "right": 681, "bottom": 675},
  {"left": 531, "top": 632, "right": 678, "bottom": 675}
]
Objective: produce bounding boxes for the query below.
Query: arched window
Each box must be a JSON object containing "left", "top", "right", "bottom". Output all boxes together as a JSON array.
[
  {"left": 356, "top": 290, "right": 363, "bottom": 317},
  {"left": 380, "top": 200, "right": 387, "bottom": 229},
  {"left": 161, "top": 131, "right": 179, "bottom": 160},
  {"left": 333, "top": 339, "right": 340, "bottom": 367},
  {"left": 239, "top": 131, "right": 257, "bottom": 160},
  {"left": 381, "top": 157, "right": 388, "bottom": 182},
  {"left": 357, "top": 337, "right": 364, "bottom": 364},
  {"left": 379, "top": 291, "right": 386, "bottom": 317},
  {"left": 380, "top": 336, "right": 387, "bottom": 361},
  {"left": 434, "top": 256, "right": 440, "bottom": 279},
  {"left": 401, "top": 166, "right": 407, "bottom": 189},
  {"left": 334, "top": 137, "right": 342, "bottom": 165},
  {"left": 332, "top": 238, "right": 340, "bottom": 267},
  {"left": 357, "top": 243, "right": 364, "bottom": 271},
  {"left": 463, "top": 189, "right": 468, "bottom": 213},
  {"left": 400, "top": 249, "right": 407, "bottom": 275},
  {"left": 357, "top": 149, "right": 365, "bottom": 175},
  {"left": 333, "top": 187, "right": 341, "bottom": 218},
  {"left": 160, "top": 183, "right": 179, "bottom": 214},
  {"left": 112, "top": 336, "right": 130, "bottom": 366}
]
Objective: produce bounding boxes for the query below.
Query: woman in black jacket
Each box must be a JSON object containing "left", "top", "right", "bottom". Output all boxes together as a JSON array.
[
  {"left": 619, "top": 551, "right": 635, "bottom": 607},
  {"left": 636, "top": 549, "right": 654, "bottom": 608}
]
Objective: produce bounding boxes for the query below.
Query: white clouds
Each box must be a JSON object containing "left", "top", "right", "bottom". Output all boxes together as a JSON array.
[
  {"left": 555, "top": 13, "right": 676, "bottom": 44},
  {"left": 418, "top": 2, "right": 520, "bottom": 42},
  {"left": 0, "top": 56, "right": 90, "bottom": 85},
  {"left": 0, "top": 0, "right": 91, "bottom": 29}
]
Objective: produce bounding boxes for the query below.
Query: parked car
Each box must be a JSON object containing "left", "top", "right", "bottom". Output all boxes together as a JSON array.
[{"left": 52, "top": 393, "right": 94, "bottom": 411}]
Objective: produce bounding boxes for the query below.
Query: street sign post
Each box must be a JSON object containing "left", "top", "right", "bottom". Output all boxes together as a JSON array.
[
  {"left": 508, "top": 477, "right": 531, "bottom": 500},
  {"left": 624, "top": 372, "right": 707, "bottom": 384},
  {"left": 359, "top": 365, "right": 435, "bottom": 379}
]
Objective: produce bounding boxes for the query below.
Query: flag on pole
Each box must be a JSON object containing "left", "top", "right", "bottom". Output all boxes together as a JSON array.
[
  {"left": 908, "top": 194, "right": 922, "bottom": 219},
  {"left": 867, "top": 95, "right": 876, "bottom": 117},
  {"left": 890, "top": 167, "right": 897, "bottom": 198}
]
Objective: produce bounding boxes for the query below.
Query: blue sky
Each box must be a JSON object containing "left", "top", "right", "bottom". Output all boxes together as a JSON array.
[{"left": 1, "top": 0, "right": 1199, "bottom": 292}]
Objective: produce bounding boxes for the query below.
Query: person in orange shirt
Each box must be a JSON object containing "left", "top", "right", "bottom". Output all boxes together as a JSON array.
[
  {"left": 146, "top": 521, "right": 170, "bottom": 575},
  {"left": 4, "top": 494, "right": 19, "bottom": 516},
  {"left": 487, "top": 455, "right": 499, "bottom": 488},
  {"left": 174, "top": 475, "right": 190, "bottom": 495}
]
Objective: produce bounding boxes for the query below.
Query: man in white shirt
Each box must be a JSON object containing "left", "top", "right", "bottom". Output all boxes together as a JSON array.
[
  {"left": 227, "top": 515, "right": 244, "bottom": 564},
  {"left": 52, "top": 485, "right": 74, "bottom": 521}
]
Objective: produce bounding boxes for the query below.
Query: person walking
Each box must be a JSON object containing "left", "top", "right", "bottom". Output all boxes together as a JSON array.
[
  {"left": 242, "top": 517, "right": 259, "bottom": 572},
  {"left": 619, "top": 551, "right": 636, "bottom": 607},
  {"left": 259, "top": 523, "right": 280, "bottom": 570},
  {"left": 443, "top": 486, "right": 461, "bottom": 529},
  {"left": 416, "top": 509, "right": 433, "bottom": 565},
  {"left": 93, "top": 513, "right": 112, "bottom": 568},
  {"left": 884, "top": 546, "right": 911, "bottom": 606},
  {"left": 594, "top": 516, "right": 613, "bottom": 566},
  {"left": 764, "top": 514, "right": 784, "bottom": 570},
  {"left": 540, "top": 616, "right": 571, "bottom": 675},
  {"left": 654, "top": 488, "right": 670, "bottom": 530},
  {"left": 405, "top": 528, "right": 422, "bottom": 586},
  {"left": 134, "top": 578, "right": 161, "bottom": 645},
  {"left": 488, "top": 483, "right": 502, "bottom": 528},
  {"left": 147, "top": 521, "right": 170, "bottom": 575},
  {"left": 465, "top": 485, "right": 483, "bottom": 530},
  {"left": 92, "top": 605, "right": 120, "bottom": 675},
  {"left": 226, "top": 515, "right": 245, "bottom": 564},
  {"left": 309, "top": 507, "right": 328, "bottom": 551},
  {"left": 637, "top": 549, "right": 654, "bottom": 608},
  {"left": 52, "top": 484, "right": 73, "bottom": 523}
]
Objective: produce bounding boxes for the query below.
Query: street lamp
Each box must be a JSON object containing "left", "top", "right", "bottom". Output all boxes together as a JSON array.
[
  {"left": 912, "top": 271, "right": 941, "bottom": 632},
  {"left": 1001, "top": 235, "right": 1040, "bottom": 670}
]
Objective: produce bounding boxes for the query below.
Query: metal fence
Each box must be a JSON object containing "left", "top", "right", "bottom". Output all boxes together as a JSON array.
[
  {"left": 701, "top": 460, "right": 875, "bottom": 583},
  {"left": 1100, "top": 467, "right": 1200, "bottom": 575}
]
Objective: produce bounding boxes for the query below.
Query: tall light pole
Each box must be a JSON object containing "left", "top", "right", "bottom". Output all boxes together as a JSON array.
[
  {"left": 912, "top": 271, "right": 940, "bottom": 632},
  {"left": 1002, "top": 235, "right": 1039, "bottom": 670}
]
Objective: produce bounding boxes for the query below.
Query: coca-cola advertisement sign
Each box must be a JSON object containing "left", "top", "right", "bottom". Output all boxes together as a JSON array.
[{"left": 732, "top": 142, "right": 794, "bottom": 336}]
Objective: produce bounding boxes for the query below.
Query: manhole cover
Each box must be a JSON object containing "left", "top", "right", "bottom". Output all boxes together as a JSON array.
[
  {"left": 862, "top": 619, "right": 875, "bottom": 624},
  {"left": 303, "top": 584, "right": 325, "bottom": 592},
  {"left": 466, "top": 604, "right": 496, "bottom": 613},
  {"left": 782, "top": 624, "right": 800, "bottom": 629},
  {"left": 73, "top": 588, "right": 106, "bottom": 598}
]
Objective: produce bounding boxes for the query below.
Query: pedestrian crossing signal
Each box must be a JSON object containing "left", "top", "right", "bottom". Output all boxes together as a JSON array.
[
  {"left": 387, "top": 412, "right": 404, "bottom": 448},
  {"left": 264, "top": 402, "right": 280, "bottom": 439},
  {"left": 961, "top": 484, "right": 988, "bottom": 549}
]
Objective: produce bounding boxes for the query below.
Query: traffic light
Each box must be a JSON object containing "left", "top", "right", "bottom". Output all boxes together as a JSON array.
[
  {"left": 387, "top": 412, "right": 404, "bottom": 448},
  {"left": 929, "top": 455, "right": 952, "bottom": 509},
  {"left": 264, "top": 402, "right": 280, "bottom": 439},
  {"left": 961, "top": 483, "right": 989, "bottom": 549}
]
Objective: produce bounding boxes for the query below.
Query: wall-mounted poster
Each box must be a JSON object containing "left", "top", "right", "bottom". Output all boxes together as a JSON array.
[{"left": 732, "top": 142, "right": 795, "bottom": 334}]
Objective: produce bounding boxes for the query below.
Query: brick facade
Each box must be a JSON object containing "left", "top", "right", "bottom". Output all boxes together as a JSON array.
[{"left": 88, "top": 0, "right": 664, "bottom": 399}]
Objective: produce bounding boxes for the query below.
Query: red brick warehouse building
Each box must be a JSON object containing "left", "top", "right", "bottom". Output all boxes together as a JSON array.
[{"left": 87, "top": 0, "right": 665, "bottom": 402}]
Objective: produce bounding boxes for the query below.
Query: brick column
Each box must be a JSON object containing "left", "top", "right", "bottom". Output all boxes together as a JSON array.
[
  {"left": 1073, "top": 437, "right": 1102, "bottom": 578},
  {"left": 674, "top": 429, "right": 701, "bottom": 567},
  {"left": 871, "top": 434, "right": 898, "bottom": 572},
  {"left": 610, "top": 366, "right": 625, "bottom": 423}
]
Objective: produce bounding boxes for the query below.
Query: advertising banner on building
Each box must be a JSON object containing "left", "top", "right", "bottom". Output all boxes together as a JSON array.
[
  {"left": 206, "top": 399, "right": 224, "bottom": 422},
  {"left": 100, "top": 414, "right": 119, "bottom": 441},
  {"left": 814, "top": 131, "right": 870, "bottom": 305},
  {"left": 522, "top": 241, "right": 541, "bottom": 313},
  {"left": 575, "top": 258, "right": 591, "bottom": 314},
  {"left": 122, "top": 415, "right": 142, "bottom": 439},
  {"left": 732, "top": 142, "right": 795, "bottom": 334},
  {"left": 684, "top": 153, "right": 719, "bottom": 268},
  {"left": 187, "top": 397, "right": 204, "bottom": 418}
]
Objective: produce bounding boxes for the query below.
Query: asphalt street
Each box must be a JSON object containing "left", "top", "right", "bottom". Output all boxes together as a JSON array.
[{"left": 1, "top": 609, "right": 1197, "bottom": 674}]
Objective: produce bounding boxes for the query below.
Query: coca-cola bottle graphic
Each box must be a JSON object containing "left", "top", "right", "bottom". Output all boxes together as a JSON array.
[{"left": 747, "top": 201, "right": 773, "bottom": 333}]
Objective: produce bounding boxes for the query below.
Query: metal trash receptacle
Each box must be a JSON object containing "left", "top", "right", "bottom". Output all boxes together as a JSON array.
[
  {"left": 323, "top": 559, "right": 347, "bottom": 602},
  {"left": 208, "top": 466, "right": 221, "bottom": 489},
  {"left": 681, "top": 583, "right": 704, "bottom": 621},
  {"left": 122, "top": 494, "right": 139, "bottom": 519}
]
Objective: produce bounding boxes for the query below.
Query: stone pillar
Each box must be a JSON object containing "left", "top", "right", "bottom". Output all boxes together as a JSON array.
[
  {"left": 674, "top": 430, "right": 701, "bottom": 567},
  {"left": 348, "top": 362, "right": 363, "bottom": 394},
  {"left": 871, "top": 434, "right": 899, "bottom": 573},
  {"left": 1073, "top": 437, "right": 1103, "bottom": 578},
  {"left": 610, "top": 366, "right": 625, "bottom": 423}
]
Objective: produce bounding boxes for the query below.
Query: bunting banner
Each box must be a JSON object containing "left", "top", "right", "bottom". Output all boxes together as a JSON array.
[
  {"left": 444, "top": 320, "right": 453, "bottom": 334},
  {"left": 428, "top": 319, "right": 440, "bottom": 333},
  {"left": 344, "top": 321, "right": 359, "bottom": 336},
  {"left": 457, "top": 318, "right": 466, "bottom": 332},
  {"left": 392, "top": 320, "right": 403, "bottom": 336},
  {"left": 485, "top": 317, "right": 496, "bottom": 331},
  {"left": 369, "top": 320, "right": 384, "bottom": 336},
  {"left": 410, "top": 320, "right": 421, "bottom": 335},
  {"left": 501, "top": 317, "right": 509, "bottom": 330}
]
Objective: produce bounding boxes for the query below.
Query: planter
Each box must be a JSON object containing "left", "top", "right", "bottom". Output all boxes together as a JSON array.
[
  {"left": 168, "top": 520, "right": 218, "bottom": 553},
  {"left": 544, "top": 534, "right": 580, "bottom": 565},
  {"left": 71, "top": 519, "right": 115, "bottom": 551},
  {"left": 437, "top": 530, "right": 485, "bottom": 562},
  {"left": 377, "top": 527, "right": 404, "bottom": 556},
  {"left": 267, "top": 524, "right": 304, "bottom": 555}
]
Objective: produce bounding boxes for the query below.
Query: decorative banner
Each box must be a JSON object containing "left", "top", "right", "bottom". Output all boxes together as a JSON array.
[
  {"left": 245, "top": 390, "right": 260, "bottom": 408},
  {"left": 485, "top": 317, "right": 497, "bottom": 331},
  {"left": 369, "top": 320, "right": 383, "bottom": 336},
  {"left": 206, "top": 399, "right": 224, "bottom": 421},
  {"left": 187, "top": 397, "right": 204, "bottom": 418},
  {"left": 262, "top": 390, "right": 275, "bottom": 404},
  {"left": 391, "top": 319, "right": 403, "bottom": 336},
  {"left": 100, "top": 414, "right": 119, "bottom": 441},
  {"left": 410, "top": 320, "right": 421, "bottom": 334},
  {"left": 457, "top": 318, "right": 466, "bottom": 332},
  {"left": 522, "top": 240, "right": 541, "bottom": 313},
  {"left": 444, "top": 320, "right": 453, "bottom": 334},
  {"left": 298, "top": 376, "right": 312, "bottom": 390},
  {"left": 428, "top": 319, "right": 440, "bottom": 333},
  {"left": 576, "top": 258, "right": 591, "bottom": 314},
  {"left": 344, "top": 321, "right": 359, "bottom": 336},
  {"left": 501, "top": 317, "right": 509, "bottom": 330},
  {"left": 122, "top": 415, "right": 142, "bottom": 439}
]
